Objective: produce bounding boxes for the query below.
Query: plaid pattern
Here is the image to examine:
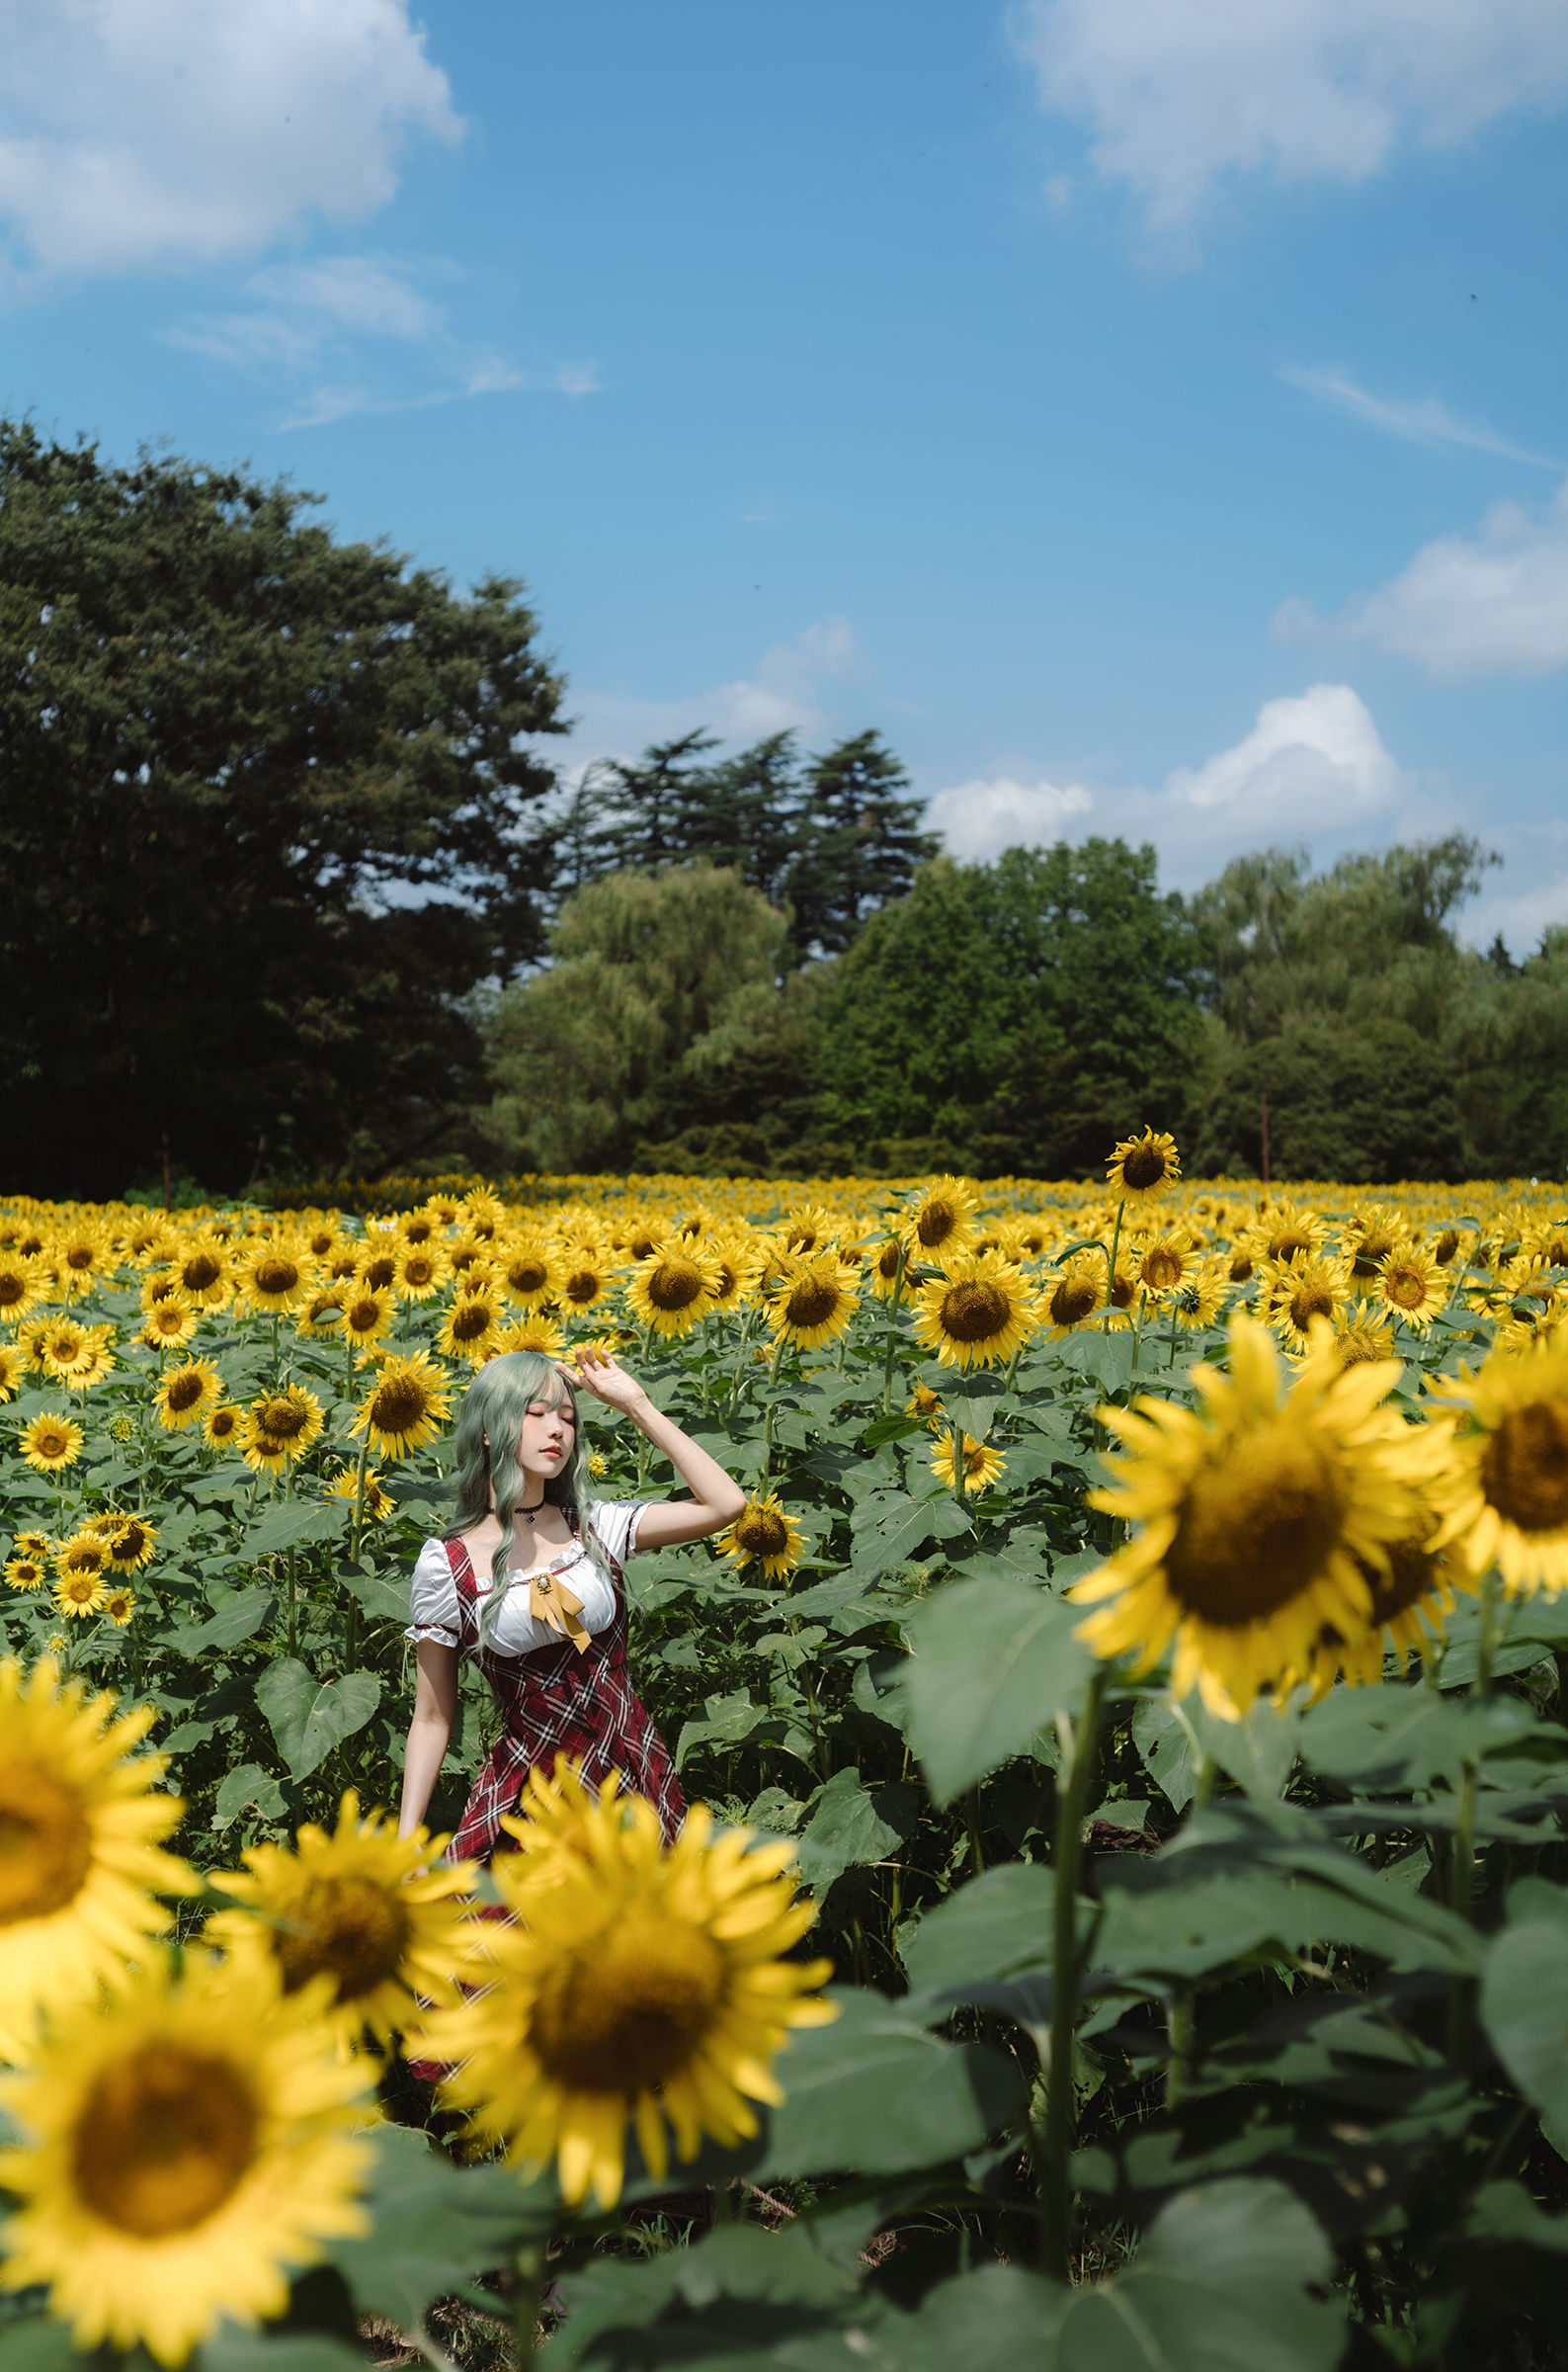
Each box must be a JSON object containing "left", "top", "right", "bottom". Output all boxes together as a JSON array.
[{"left": 445, "top": 1517, "right": 685, "bottom": 1866}]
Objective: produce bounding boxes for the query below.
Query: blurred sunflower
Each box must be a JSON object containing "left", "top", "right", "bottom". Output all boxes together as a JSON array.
[
  {"left": 460, "top": 1187, "right": 508, "bottom": 1240},
  {"left": 1378, "top": 1241, "right": 1449, "bottom": 1333},
  {"left": 0, "top": 1253, "right": 41, "bottom": 1325},
  {"left": 716, "top": 1491, "right": 807, "bottom": 1579},
  {"left": 170, "top": 1236, "right": 232, "bottom": 1308},
  {"left": 355, "top": 1353, "right": 451, "bottom": 1460},
  {"left": 765, "top": 1253, "right": 861, "bottom": 1350},
  {"left": 702, "top": 1234, "right": 762, "bottom": 1314},
  {"left": 393, "top": 1244, "right": 448, "bottom": 1302},
  {"left": 68, "top": 1338, "right": 117, "bottom": 1393},
  {"left": 1106, "top": 1128, "right": 1181, "bottom": 1210},
  {"left": 11, "top": 1530, "right": 53, "bottom": 1561},
  {"left": 54, "top": 1223, "right": 109, "bottom": 1296},
  {"left": 913, "top": 1250, "right": 1038, "bottom": 1372},
  {"left": 240, "top": 1386, "right": 325, "bottom": 1476},
  {"left": 206, "top": 1791, "right": 476, "bottom": 2051},
  {"left": 1432, "top": 1226, "right": 1466, "bottom": 1268},
  {"left": 496, "top": 1314, "right": 566, "bottom": 1359},
  {"left": 356, "top": 1243, "right": 400, "bottom": 1295},
  {"left": 417, "top": 1791, "right": 835, "bottom": 2212},
  {"left": 0, "top": 1952, "right": 371, "bottom": 2366},
  {"left": 930, "top": 1430, "right": 1008, "bottom": 1496},
  {"left": 865, "top": 1234, "right": 907, "bottom": 1300},
  {"left": 1044, "top": 1253, "right": 1105, "bottom": 1338},
  {"left": 294, "top": 1286, "right": 346, "bottom": 1340},
  {"left": 1253, "top": 1202, "right": 1328, "bottom": 1269},
  {"left": 1167, "top": 1259, "right": 1229, "bottom": 1332},
  {"left": 1346, "top": 1202, "right": 1405, "bottom": 1283},
  {"left": 154, "top": 1358, "right": 221, "bottom": 1432},
  {"left": 4, "top": 1555, "right": 47, "bottom": 1593},
  {"left": 1070, "top": 1314, "right": 1423, "bottom": 1716},
  {"left": 906, "top": 1175, "right": 977, "bottom": 1260},
  {"left": 1310, "top": 1509, "right": 1467, "bottom": 1691},
  {"left": 906, "top": 1381, "right": 946, "bottom": 1429},
  {"left": 326, "top": 1464, "right": 393, "bottom": 1521},
  {"left": 20, "top": 1411, "right": 84, "bottom": 1473},
  {"left": 625, "top": 1243, "right": 720, "bottom": 1339},
  {"left": 1136, "top": 1231, "right": 1198, "bottom": 1297},
  {"left": 780, "top": 1202, "right": 835, "bottom": 1257},
  {"left": 1264, "top": 1254, "right": 1354, "bottom": 1353},
  {"left": 39, "top": 1319, "right": 94, "bottom": 1382},
  {"left": 440, "top": 1289, "right": 505, "bottom": 1365},
  {"left": 1428, "top": 1337, "right": 1568, "bottom": 1595},
  {"left": 0, "top": 1343, "right": 23, "bottom": 1401}
]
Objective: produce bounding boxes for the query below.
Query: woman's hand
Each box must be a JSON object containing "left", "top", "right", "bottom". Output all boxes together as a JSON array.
[{"left": 568, "top": 1346, "right": 652, "bottom": 1416}]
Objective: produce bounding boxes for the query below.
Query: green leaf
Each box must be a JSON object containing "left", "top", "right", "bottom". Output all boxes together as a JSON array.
[
  {"left": 755, "top": 1987, "right": 1024, "bottom": 2180},
  {"left": 1299, "top": 1682, "right": 1539, "bottom": 1791},
  {"left": 1186, "top": 1690, "right": 1302, "bottom": 1801},
  {"left": 213, "top": 1762, "right": 288, "bottom": 1827},
  {"left": 329, "top": 2122, "right": 539, "bottom": 2328},
  {"left": 205, "top": 2334, "right": 365, "bottom": 2372},
  {"left": 168, "top": 1584, "right": 276, "bottom": 1656},
  {"left": 0, "top": 2323, "right": 89, "bottom": 2372},
  {"left": 1132, "top": 1696, "right": 1196, "bottom": 1815},
  {"left": 901, "top": 1862, "right": 1056, "bottom": 1997},
  {"left": 933, "top": 1370, "right": 1007, "bottom": 1442},
  {"left": 850, "top": 1489, "right": 972, "bottom": 1581},
  {"left": 1480, "top": 1882, "right": 1568, "bottom": 2131},
  {"left": 897, "top": 2265, "right": 1071, "bottom": 2369},
  {"left": 241, "top": 1500, "right": 349, "bottom": 1559},
  {"left": 254, "top": 1659, "right": 380, "bottom": 1780},
  {"left": 794, "top": 1767, "right": 917, "bottom": 1895},
  {"left": 904, "top": 1573, "right": 1097, "bottom": 1806}
]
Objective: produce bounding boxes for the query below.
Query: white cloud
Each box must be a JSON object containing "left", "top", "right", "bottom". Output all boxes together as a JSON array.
[
  {"left": 1012, "top": 0, "right": 1568, "bottom": 225},
  {"left": 1277, "top": 365, "right": 1561, "bottom": 472},
  {"left": 1276, "top": 483, "right": 1568, "bottom": 677},
  {"left": 0, "top": 0, "right": 460, "bottom": 281},
  {"left": 167, "top": 254, "right": 441, "bottom": 370},
  {"left": 925, "top": 776, "right": 1092, "bottom": 861},
  {"left": 558, "top": 619, "right": 862, "bottom": 777},
  {"left": 925, "top": 684, "right": 1406, "bottom": 871}
]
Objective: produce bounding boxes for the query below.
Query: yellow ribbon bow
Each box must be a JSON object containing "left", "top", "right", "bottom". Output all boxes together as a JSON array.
[{"left": 529, "top": 1565, "right": 590, "bottom": 1653}]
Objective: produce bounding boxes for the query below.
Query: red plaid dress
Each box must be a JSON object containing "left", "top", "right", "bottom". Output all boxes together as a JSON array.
[{"left": 444, "top": 1517, "right": 685, "bottom": 1864}]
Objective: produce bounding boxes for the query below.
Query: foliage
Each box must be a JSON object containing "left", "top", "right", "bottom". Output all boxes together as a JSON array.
[
  {"left": 6, "top": 1166, "right": 1568, "bottom": 2365},
  {"left": 1193, "top": 1017, "right": 1468, "bottom": 1180},
  {"left": 0, "top": 423, "right": 567, "bottom": 1202}
]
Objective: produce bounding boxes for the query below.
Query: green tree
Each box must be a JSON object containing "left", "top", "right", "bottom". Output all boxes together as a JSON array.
[
  {"left": 0, "top": 424, "right": 565, "bottom": 1197},
  {"left": 1193, "top": 1020, "right": 1466, "bottom": 1181},
  {"left": 1445, "top": 927, "right": 1568, "bottom": 1177},
  {"left": 785, "top": 730, "right": 941, "bottom": 959},
  {"left": 482, "top": 865, "right": 788, "bottom": 1170}
]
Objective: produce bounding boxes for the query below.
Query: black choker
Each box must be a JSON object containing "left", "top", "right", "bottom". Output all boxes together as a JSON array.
[{"left": 520, "top": 1497, "right": 545, "bottom": 1525}]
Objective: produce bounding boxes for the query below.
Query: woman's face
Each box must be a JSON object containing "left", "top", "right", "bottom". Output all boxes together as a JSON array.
[{"left": 517, "top": 1387, "right": 575, "bottom": 1481}]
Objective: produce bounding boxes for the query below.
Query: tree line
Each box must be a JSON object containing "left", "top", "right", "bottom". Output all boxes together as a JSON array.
[{"left": 3, "top": 423, "right": 1562, "bottom": 1194}]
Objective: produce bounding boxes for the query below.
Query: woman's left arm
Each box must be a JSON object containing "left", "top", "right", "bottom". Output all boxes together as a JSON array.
[{"left": 571, "top": 1350, "right": 747, "bottom": 1548}]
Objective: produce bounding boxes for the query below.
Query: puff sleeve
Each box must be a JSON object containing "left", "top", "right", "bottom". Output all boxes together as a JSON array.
[{"left": 404, "top": 1537, "right": 459, "bottom": 1648}]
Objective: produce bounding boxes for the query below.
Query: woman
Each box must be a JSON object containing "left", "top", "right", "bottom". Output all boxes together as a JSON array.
[{"left": 397, "top": 1345, "right": 745, "bottom": 1858}]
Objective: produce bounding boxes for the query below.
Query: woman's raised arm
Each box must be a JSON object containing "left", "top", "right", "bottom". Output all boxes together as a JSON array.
[{"left": 570, "top": 1348, "right": 746, "bottom": 1551}]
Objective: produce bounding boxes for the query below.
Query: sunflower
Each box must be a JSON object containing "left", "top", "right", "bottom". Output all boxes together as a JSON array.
[
  {"left": 716, "top": 1492, "right": 808, "bottom": 1580},
  {"left": 780, "top": 1202, "right": 835, "bottom": 1257},
  {"left": 417, "top": 1789, "right": 835, "bottom": 2212},
  {"left": 39, "top": 1319, "right": 94, "bottom": 1382},
  {"left": 154, "top": 1358, "right": 221, "bottom": 1432},
  {"left": 1328, "top": 1299, "right": 1397, "bottom": 1369},
  {"left": 54, "top": 1569, "right": 108, "bottom": 1621},
  {"left": 1105, "top": 1128, "right": 1181, "bottom": 1211},
  {"left": 0, "top": 1658, "right": 194, "bottom": 2050},
  {"left": 930, "top": 1431, "right": 1008, "bottom": 1496},
  {"left": 1264, "top": 1253, "right": 1354, "bottom": 1353},
  {"left": 865, "top": 1234, "right": 908, "bottom": 1301},
  {"left": 4, "top": 1556, "right": 47, "bottom": 1593},
  {"left": 905, "top": 1382, "right": 946, "bottom": 1429},
  {"left": 1135, "top": 1230, "right": 1198, "bottom": 1297},
  {"left": 0, "top": 1342, "right": 23, "bottom": 1401},
  {"left": 0, "top": 1254, "right": 41, "bottom": 1325},
  {"left": 496, "top": 1238, "right": 558, "bottom": 1309},
  {"left": 702, "top": 1234, "right": 763, "bottom": 1314},
  {"left": 1044, "top": 1252, "right": 1106, "bottom": 1338},
  {"left": 460, "top": 1187, "right": 508, "bottom": 1241},
  {"left": 1377, "top": 1241, "right": 1449, "bottom": 1333},
  {"left": 588, "top": 1450, "right": 609, "bottom": 1482},
  {"left": 1345, "top": 1202, "right": 1405, "bottom": 1283},
  {"left": 239, "top": 1385, "right": 325, "bottom": 1476},
  {"left": 326, "top": 1466, "right": 393, "bottom": 1522},
  {"left": 912, "top": 1250, "right": 1039, "bottom": 1372},
  {"left": 1432, "top": 1226, "right": 1466, "bottom": 1269},
  {"left": 1428, "top": 1337, "right": 1568, "bottom": 1595},
  {"left": 495, "top": 1314, "right": 566, "bottom": 1359},
  {"left": 765, "top": 1253, "right": 861, "bottom": 1351},
  {"left": 139, "top": 1296, "right": 199, "bottom": 1351},
  {"left": 54, "top": 1224, "right": 109, "bottom": 1296},
  {"left": 393, "top": 1243, "right": 448, "bottom": 1302},
  {"left": 1069, "top": 1314, "right": 1424, "bottom": 1716},
  {"left": 203, "top": 1401, "right": 244, "bottom": 1451},
  {"left": 205, "top": 1792, "right": 475, "bottom": 2051},
  {"left": 341, "top": 1286, "right": 394, "bottom": 1355},
  {"left": 107, "top": 1515, "right": 158, "bottom": 1573},
  {"left": 625, "top": 1243, "right": 720, "bottom": 1339},
  {"left": 1315, "top": 1511, "right": 1468, "bottom": 1690},
  {"left": 397, "top": 1209, "right": 441, "bottom": 1248},
  {"left": 439, "top": 1289, "right": 506, "bottom": 1366},
  {"left": 0, "top": 1951, "right": 371, "bottom": 2366},
  {"left": 905, "top": 1175, "right": 977, "bottom": 1260},
  {"left": 68, "top": 1340, "right": 117, "bottom": 1394},
  {"left": 676, "top": 1201, "right": 715, "bottom": 1242},
  {"left": 356, "top": 1243, "right": 400, "bottom": 1295},
  {"left": 294, "top": 1286, "right": 347, "bottom": 1340},
  {"left": 1252, "top": 1201, "right": 1328, "bottom": 1269},
  {"left": 234, "top": 1240, "right": 316, "bottom": 1316},
  {"left": 102, "top": 1587, "right": 137, "bottom": 1628},
  {"left": 53, "top": 1529, "right": 111, "bottom": 1584},
  {"left": 354, "top": 1353, "right": 451, "bottom": 1461},
  {"left": 1165, "top": 1258, "right": 1230, "bottom": 1334},
  {"left": 11, "top": 1531, "right": 53, "bottom": 1562},
  {"left": 20, "top": 1411, "right": 84, "bottom": 1473},
  {"left": 171, "top": 1236, "right": 232, "bottom": 1308}
]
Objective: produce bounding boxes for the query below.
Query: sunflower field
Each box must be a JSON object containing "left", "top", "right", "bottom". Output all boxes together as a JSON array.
[{"left": 5, "top": 1149, "right": 1568, "bottom": 2369}]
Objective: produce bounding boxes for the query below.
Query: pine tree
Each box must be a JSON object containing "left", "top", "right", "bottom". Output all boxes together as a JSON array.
[{"left": 786, "top": 730, "right": 940, "bottom": 959}]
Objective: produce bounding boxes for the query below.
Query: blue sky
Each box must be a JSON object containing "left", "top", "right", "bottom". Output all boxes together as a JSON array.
[{"left": 4, "top": 0, "right": 1565, "bottom": 948}]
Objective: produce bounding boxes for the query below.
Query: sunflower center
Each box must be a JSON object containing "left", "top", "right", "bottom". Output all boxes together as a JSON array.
[
  {"left": 875, "top": 1243, "right": 901, "bottom": 1282},
  {"left": 1365, "top": 1536, "right": 1440, "bottom": 1626},
  {"left": 738, "top": 1509, "right": 789, "bottom": 1559},
  {"left": 1352, "top": 1229, "right": 1396, "bottom": 1278},
  {"left": 1120, "top": 1144, "right": 1167, "bottom": 1191},
  {"left": 647, "top": 1258, "right": 703, "bottom": 1313},
  {"left": 35, "top": 1423, "right": 70, "bottom": 1455},
  {"left": 915, "top": 1201, "right": 960, "bottom": 1249},
  {"left": 1163, "top": 1418, "right": 1348, "bottom": 1628},
  {"left": 258, "top": 1398, "right": 306, "bottom": 1440},
  {"left": 209, "top": 1407, "right": 238, "bottom": 1436},
  {"left": 364, "top": 1257, "right": 396, "bottom": 1292},
  {"left": 564, "top": 1270, "right": 600, "bottom": 1304},
  {"left": 371, "top": 1379, "right": 427, "bottom": 1434},
  {"left": 1289, "top": 1283, "right": 1336, "bottom": 1330},
  {"left": 1385, "top": 1265, "right": 1426, "bottom": 1311},
  {"left": 533, "top": 1916, "right": 726, "bottom": 2092},
  {"left": 1481, "top": 1399, "right": 1568, "bottom": 1534},
  {"left": 1229, "top": 1252, "right": 1254, "bottom": 1283},
  {"left": 509, "top": 1260, "right": 549, "bottom": 1295},
  {"left": 0, "top": 1274, "right": 26, "bottom": 1307},
  {"left": 347, "top": 1298, "right": 382, "bottom": 1334},
  {"left": 73, "top": 2046, "right": 259, "bottom": 2239},
  {"left": 254, "top": 1258, "right": 298, "bottom": 1296},
  {"left": 166, "top": 1373, "right": 204, "bottom": 1413},
  {"left": 65, "top": 1246, "right": 96, "bottom": 1271},
  {"left": 1050, "top": 1276, "right": 1099, "bottom": 1327},
  {"left": 183, "top": 1254, "right": 221, "bottom": 1292},
  {"left": 272, "top": 1874, "right": 411, "bottom": 2003},
  {"left": 786, "top": 1278, "right": 840, "bottom": 1328},
  {"left": 1269, "top": 1227, "right": 1314, "bottom": 1264},
  {"left": 1142, "top": 1249, "right": 1184, "bottom": 1290},
  {"left": 114, "top": 1524, "right": 148, "bottom": 1561},
  {"left": 1434, "top": 1229, "right": 1461, "bottom": 1265},
  {"left": 939, "top": 1280, "right": 1011, "bottom": 1343},
  {"left": 0, "top": 1766, "right": 94, "bottom": 1923},
  {"left": 1111, "top": 1272, "right": 1136, "bottom": 1310},
  {"left": 404, "top": 1257, "right": 437, "bottom": 1287},
  {"left": 452, "top": 1303, "right": 494, "bottom": 1342}
]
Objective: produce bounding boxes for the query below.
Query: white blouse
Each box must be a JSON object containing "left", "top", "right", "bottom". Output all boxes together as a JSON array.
[{"left": 404, "top": 1498, "right": 647, "bottom": 1659}]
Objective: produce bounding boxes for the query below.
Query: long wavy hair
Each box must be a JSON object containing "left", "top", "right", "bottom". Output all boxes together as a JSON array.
[{"left": 450, "top": 1353, "right": 598, "bottom": 1603}]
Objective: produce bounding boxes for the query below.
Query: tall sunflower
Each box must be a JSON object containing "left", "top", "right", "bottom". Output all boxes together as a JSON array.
[
  {"left": 912, "top": 1250, "right": 1038, "bottom": 1372},
  {"left": 439, "top": 1289, "right": 505, "bottom": 1366},
  {"left": 354, "top": 1353, "right": 451, "bottom": 1460},
  {"left": 1105, "top": 1128, "right": 1181, "bottom": 1211},
  {"left": 0, "top": 1254, "right": 41, "bottom": 1325},
  {"left": 205, "top": 1792, "right": 475, "bottom": 2051},
  {"left": 1428, "top": 1337, "right": 1568, "bottom": 1595},
  {"left": 625, "top": 1243, "right": 720, "bottom": 1339},
  {"left": 496, "top": 1238, "right": 558, "bottom": 1309},
  {"left": 417, "top": 1792, "right": 835, "bottom": 2212},
  {"left": 930, "top": 1431, "right": 1008, "bottom": 1496},
  {"left": 139, "top": 1297, "right": 199, "bottom": 1351},
  {"left": 240, "top": 1386, "right": 325, "bottom": 1476},
  {"left": 765, "top": 1253, "right": 861, "bottom": 1351},
  {"left": 1044, "top": 1253, "right": 1106, "bottom": 1338},
  {"left": 341, "top": 1286, "right": 394, "bottom": 1355},
  {"left": 905, "top": 1175, "right": 977, "bottom": 1260},
  {"left": 1069, "top": 1314, "right": 1425, "bottom": 1716},
  {"left": 0, "top": 1658, "right": 195, "bottom": 2053},
  {"left": 716, "top": 1492, "right": 808, "bottom": 1580},
  {"left": 19, "top": 1411, "right": 84, "bottom": 1473},
  {"left": 0, "top": 1952, "right": 371, "bottom": 2366},
  {"left": 154, "top": 1359, "right": 222, "bottom": 1433},
  {"left": 234, "top": 1240, "right": 316, "bottom": 1316},
  {"left": 1264, "top": 1253, "right": 1353, "bottom": 1353},
  {"left": 865, "top": 1234, "right": 907, "bottom": 1301},
  {"left": 1377, "top": 1241, "right": 1449, "bottom": 1333}
]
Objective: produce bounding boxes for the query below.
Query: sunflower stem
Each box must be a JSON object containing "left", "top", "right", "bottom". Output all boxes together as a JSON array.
[
  {"left": 1447, "top": 1565, "right": 1500, "bottom": 2060},
  {"left": 880, "top": 1247, "right": 907, "bottom": 1413},
  {"left": 349, "top": 1433, "right": 371, "bottom": 1566},
  {"left": 514, "top": 2238, "right": 546, "bottom": 2362},
  {"left": 948, "top": 1417, "right": 968, "bottom": 1515},
  {"left": 286, "top": 1546, "right": 297, "bottom": 1659},
  {"left": 1038, "top": 1661, "right": 1107, "bottom": 2283},
  {"left": 1102, "top": 1201, "right": 1126, "bottom": 1333}
]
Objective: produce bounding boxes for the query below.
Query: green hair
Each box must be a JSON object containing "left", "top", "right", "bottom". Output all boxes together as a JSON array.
[{"left": 451, "top": 1352, "right": 596, "bottom": 1598}]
